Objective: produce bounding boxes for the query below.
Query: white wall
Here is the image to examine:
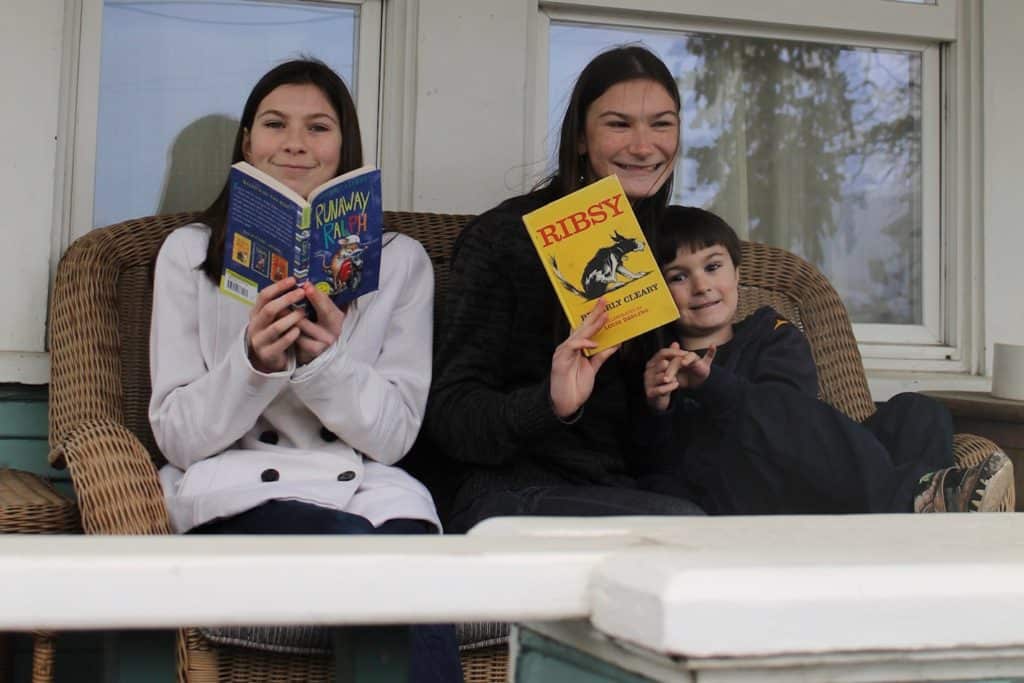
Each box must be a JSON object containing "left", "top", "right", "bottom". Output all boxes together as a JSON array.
[
  {"left": 983, "top": 0, "right": 1024, "bottom": 368},
  {"left": 0, "top": 0, "right": 63, "bottom": 382},
  {"left": 411, "top": 0, "right": 532, "bottom": 212}
]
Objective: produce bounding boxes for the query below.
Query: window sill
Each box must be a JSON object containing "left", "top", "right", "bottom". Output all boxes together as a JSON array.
[
  {"left": 867, "top": 369, "right": 991, "bottom": 402},
  {"left": 0, "top": 352, "right": 50, "bottom": 385}
]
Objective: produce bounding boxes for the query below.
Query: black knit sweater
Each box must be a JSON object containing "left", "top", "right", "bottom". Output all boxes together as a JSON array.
[{"left": 426, "top": 189, "right": 641, "bottom": 517}]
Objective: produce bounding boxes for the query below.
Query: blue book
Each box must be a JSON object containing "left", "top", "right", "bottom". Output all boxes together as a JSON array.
[{"left": 219, "top": 161, "right": 382, "bottom": 310}]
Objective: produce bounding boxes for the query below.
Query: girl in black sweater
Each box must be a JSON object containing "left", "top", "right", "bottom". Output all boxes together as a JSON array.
[{"left": 427, "top": 46, "right": 704, "bottom": 532}]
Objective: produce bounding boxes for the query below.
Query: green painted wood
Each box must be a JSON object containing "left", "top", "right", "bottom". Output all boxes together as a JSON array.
[
  {"left": 515, "top": 628, "right": 655, "bottom": 683},
  {"left": 0, "top": 391, "right": 73, "bottom": 483},
  {"left": 52, "top": 481, "right": 75, "bottom": 498},
  {"left": 0, "top": 402, "right": 48, "bottom": 439},
  {"left": 0, "top": 439, "right": 69, "bottom": 481},
  {"left": 55, "top": 632, "right": 105, "bottom": 682},
  {"left": 0, "top": 385, "right": 47, "bottom": 402},
  {"left": 103, "top": 631, "right": 175, "bottom": 683},
  {"left": 334, "top": 627, "right": 410, "bottom": 682}
]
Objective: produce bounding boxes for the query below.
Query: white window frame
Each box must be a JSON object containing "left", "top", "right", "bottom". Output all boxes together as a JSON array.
[
  {"left": 529, "top": 0, "right": 976, "bottom": 373},
  {"left": 55, "top": 0, "right": 384, "bottom": 256},
  {"left": 377, "top": 0, "right": 418, "bottom": 211}
]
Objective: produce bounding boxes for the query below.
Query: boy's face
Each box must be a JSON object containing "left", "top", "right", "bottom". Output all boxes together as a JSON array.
[{"left": 662, "top": 243, "right": 739, "bottom": 348}]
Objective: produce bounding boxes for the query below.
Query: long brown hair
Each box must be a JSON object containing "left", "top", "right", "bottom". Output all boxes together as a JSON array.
[
  {"left": 542, "top": 45, "right": 681, "bottom": 229},
  {"left": 539, "top": 45, "right": 682, "bottom": 344},
  {"left": 197, "top": 58, "right": 363, "bottom": 283}
]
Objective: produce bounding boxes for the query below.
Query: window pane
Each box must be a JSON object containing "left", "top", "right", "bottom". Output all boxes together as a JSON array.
[
  {"left": 549, "top": 23, "right": 925, "bottom": 325},
  {"left": 94, "top": 0, "right": 359, "bottom": 228}
]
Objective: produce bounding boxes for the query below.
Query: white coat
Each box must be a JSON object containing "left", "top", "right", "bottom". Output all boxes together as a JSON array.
[{"left": 149, "top": 223, "right": 439, "bottom": 533}]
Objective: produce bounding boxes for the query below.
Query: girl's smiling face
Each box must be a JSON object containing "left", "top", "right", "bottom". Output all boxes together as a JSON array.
[
  {"left": 579, "top": 78, "right": 679, "bottom": 200},
  {"left": 242, "top": 83, "right": 342, "bottom": 199}
]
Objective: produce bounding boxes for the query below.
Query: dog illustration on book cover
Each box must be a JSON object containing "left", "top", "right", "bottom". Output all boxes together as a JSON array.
[{"left": 549, "top": 231, "right": 649, "bottom": 300}]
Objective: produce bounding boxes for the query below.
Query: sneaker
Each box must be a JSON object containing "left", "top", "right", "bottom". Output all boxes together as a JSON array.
[{"left": 913, "top": 452, "right": 1014, "bottom": 513}]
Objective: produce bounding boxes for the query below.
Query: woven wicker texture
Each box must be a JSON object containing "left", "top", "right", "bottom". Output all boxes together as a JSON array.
[
  {"left": 386, "top": 212, "right": 474, "bottom": 340},
  {"left": 180, "top": 627, "right": 333, "bottom": 683},
  {"left": 49, "top": 212, "right": 197, "bottom": 470},
  {"left": 0, "top": 469, "right": 79, "bottom": 534},
  {"left": 48, "top": 212, "right": 1005, "bottom": 681},
  {"left": 0, "top": 470, "right": 79, "bottom": 683},
  {"left": 30, "top": 633, "right": 56, "bottom": 683},
  {"left": 178, "top": 626, "right": 508, "bottom": 683},
  {"left": 461, "top": 646, "right": 509, "bottom": 683}
]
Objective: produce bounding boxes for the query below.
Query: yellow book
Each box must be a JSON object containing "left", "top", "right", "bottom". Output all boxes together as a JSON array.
[{"left": 522, "top": 175, "right": 679, "bottom": 354}]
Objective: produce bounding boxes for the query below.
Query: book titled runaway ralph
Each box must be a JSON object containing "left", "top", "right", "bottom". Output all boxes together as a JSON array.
[
  {"left": 522, "top": 175, "right": 679, "bottom": 354},
  {"left": 219, "top": 161, "right": 382, "bottom": 309}
]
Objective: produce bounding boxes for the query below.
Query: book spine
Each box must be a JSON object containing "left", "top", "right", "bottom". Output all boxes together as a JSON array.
[{"left": 294, "top": 206, "right": 311, "bottom": 280}]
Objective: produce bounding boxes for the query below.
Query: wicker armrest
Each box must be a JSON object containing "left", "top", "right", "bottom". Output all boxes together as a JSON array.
[{"left": 56, "top": 419, "right": 171, "bottom": 535}]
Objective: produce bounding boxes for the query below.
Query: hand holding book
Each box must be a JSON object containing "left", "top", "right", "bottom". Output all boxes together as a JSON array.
[
  {"left": 522, "top": 175, "right": 679, "bottom": 355},
  {"left": 294, "top": 281, "right": 347, "bottom": 365},
  {"left": 247, "top": 277, "right": 307, "bottom": 374},
  {"left": 549, "top": 299, "right": 620, "bottom": 419}
]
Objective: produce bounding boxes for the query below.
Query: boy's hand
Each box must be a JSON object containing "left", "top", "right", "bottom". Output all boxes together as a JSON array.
[
  {"left": 248, "top": 277, "right": 306, "bottom": 374},
  {"left": 549, "top": 299, "right": 619, "bottom": 419},
  {"left": 677, "top": 344, "right": 716, "bottom": 390},
  {"left": 295, "top": 282, "right": 346, "bottom": 365},
  {"left": 643, "top": 343, "right": 717, "bottom": 411},
  {"left": 644, "top": 342, "right": 686, "bottom": 412}
]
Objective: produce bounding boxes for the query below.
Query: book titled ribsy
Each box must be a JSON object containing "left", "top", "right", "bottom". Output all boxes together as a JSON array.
[{"left": 522, "top": 175, "right": 679, "bottom": 354}]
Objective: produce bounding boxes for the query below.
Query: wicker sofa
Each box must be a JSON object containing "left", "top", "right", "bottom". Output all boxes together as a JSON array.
[{"left": 47, "top": 211, "right": 1011, "bottom": 682}]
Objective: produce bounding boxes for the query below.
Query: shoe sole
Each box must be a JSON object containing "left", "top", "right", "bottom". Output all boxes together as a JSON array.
[{"left": 971, "top": 452, "right": 1014, "bottom": 512}]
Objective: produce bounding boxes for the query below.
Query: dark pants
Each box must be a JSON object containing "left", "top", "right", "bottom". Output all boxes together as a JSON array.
[
  {"left": 191, "top": 500, "right": 463, "bottom": 683},
  {"left": 671, "top": 391, "right": 954, "bottom": 515},
  {"left": 448, "top": 483, "right": 704, "bottom": 534}
]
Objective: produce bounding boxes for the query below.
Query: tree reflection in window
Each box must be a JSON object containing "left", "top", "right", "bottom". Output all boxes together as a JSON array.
[{"left": 550, "top": 25, "right": 925, "bottom": 325}]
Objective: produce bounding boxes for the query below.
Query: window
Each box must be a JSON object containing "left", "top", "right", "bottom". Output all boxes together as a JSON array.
[
  {"left": 550, "top": 24, "right": 930, "bottom": 329},
  {"left": 540, "top": 1, "right": 959, "bottom": 359},
  {"left": 69, "top": 0, "right": 382, "bottom": 239}
]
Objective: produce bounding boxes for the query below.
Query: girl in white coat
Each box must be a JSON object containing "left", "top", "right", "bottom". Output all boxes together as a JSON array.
[{"left": 148, "top": 59, "right": 461, "bottom": 682}]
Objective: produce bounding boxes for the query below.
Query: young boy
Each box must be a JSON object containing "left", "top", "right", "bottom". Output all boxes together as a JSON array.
[{"left": 630, "top": 205, "right": 1012, "bottom": 515}]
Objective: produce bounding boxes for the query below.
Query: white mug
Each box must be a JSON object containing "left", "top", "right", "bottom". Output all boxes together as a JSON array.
[{"left": 991, "top": 342, "right": 1024, "bottom": 401}]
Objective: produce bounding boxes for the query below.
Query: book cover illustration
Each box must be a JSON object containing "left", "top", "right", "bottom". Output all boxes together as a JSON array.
[
  {"left": 306, "top": 168, "right": 382, "bottom": 306},
  {"left": 522, "top": 174, "right": 679, "bottom": 353},
  {"left": 220, "top": 162, "right": 382, "bottom": 310}
]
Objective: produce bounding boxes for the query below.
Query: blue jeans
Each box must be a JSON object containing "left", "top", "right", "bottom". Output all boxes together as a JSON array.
[
  {"left": 190, "top": 500, "right": 463, "bottom": 683},
  {"left": 448, "top": 484, "right": 704, "bottom": 534}
]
